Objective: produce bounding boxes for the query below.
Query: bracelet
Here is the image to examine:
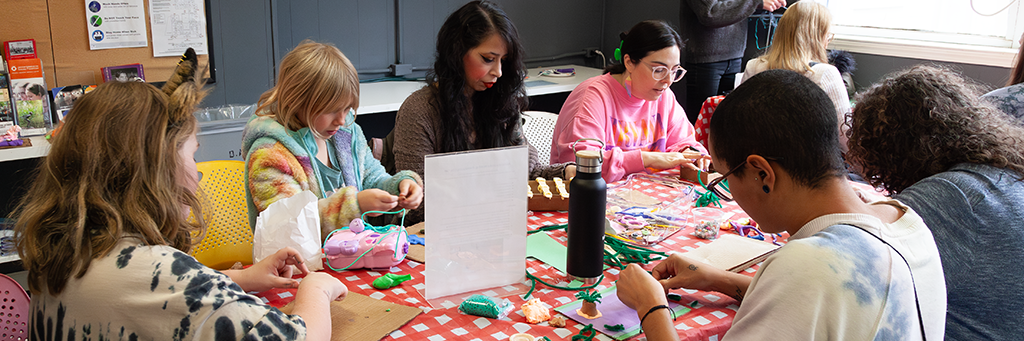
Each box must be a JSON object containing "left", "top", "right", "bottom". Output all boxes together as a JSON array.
[{"left": 640, "top": 304, "right": 670, "bottom": 326}]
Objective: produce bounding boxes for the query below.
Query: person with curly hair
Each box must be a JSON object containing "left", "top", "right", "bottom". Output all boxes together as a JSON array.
[
  {"left": 846, "top": 64, "right": 1024, "bottom": 341},
  {"left": 383, "top": 1, "right": 574, "bottom": 224},
  {"left": 982, "top": 32, "right": 1024, "bottom": 122}
]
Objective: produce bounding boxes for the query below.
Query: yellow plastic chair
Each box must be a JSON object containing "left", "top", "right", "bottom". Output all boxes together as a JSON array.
[{"left": 190, "top": 160, "right": 253, "bottom": 270}]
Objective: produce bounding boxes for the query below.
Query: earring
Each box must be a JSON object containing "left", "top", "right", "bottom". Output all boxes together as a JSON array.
[
  {"left": 762, "top": 185, "right": 770, "bottom": 194},
  {"left": 754, "top": 177, "right": 759, "bottom": 181}
]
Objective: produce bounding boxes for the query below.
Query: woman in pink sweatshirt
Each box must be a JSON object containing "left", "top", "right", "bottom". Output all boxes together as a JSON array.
[{"left": 552, "top": 20, "right": 709, "bottom": 183}]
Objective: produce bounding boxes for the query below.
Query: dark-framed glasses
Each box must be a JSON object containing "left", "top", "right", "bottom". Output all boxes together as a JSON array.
[{"left": 706, "top": 156, "right": 781, "bottom": 202}]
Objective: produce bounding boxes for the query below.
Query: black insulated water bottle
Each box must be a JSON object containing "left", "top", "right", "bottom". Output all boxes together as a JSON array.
[{"left": 566, "top": 139, "right": 606, "bottom": 284}]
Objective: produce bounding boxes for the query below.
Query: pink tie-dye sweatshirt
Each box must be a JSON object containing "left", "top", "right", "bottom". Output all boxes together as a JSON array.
[{"left": 551, "top": 73, "right": 706, "bottom": 182}]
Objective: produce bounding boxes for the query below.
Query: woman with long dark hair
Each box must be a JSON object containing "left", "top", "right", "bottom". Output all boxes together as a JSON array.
[
  {"left": 551, "top": 20, "right": 708, "bottom": 183},
  {"left": 386, "top": 1, "right": 574, "bottom": 223}
]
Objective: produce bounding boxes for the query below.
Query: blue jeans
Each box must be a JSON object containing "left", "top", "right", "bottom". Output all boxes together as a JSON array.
[{"left": 681, "top": 58, "right": 742, "bottom": 124}]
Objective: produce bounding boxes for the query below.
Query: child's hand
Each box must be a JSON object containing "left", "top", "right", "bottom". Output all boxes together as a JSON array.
[
  {"left": 231, "top": 247, "right": 309, "bottom": 292},
  {"left": 299, "top": 272, "right": 348, "bottom": 302},
  {"left": 357, "top": 188, "right": 398, "bottom": 216},
  {"left": 397, "top": 179, "right": 422, "bottom": 210}
]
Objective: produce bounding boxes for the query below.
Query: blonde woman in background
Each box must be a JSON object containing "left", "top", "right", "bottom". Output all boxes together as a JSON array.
[{"left": 740, "top": 1, "right": 851, "bottom": 147}]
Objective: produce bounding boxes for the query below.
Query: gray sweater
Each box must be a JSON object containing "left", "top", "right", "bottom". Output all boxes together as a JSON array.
[
  {"left": 680, "top": 0, "right": 761, "bottom": 64},
  {"left": 895, "top": 163, "right": 1024, "bottom": 340}
]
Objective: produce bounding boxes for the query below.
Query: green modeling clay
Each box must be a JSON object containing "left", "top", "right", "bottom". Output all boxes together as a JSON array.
[
  {"left": 458, "top": 294, "right": 513, "bottom": 319},
  {"left": 372, "top": 273, "right": 413, "bottom": 289}
]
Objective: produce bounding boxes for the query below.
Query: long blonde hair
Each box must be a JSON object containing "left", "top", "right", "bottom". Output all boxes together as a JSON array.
[
  {"left": 758, "top": 2, "right": 832, "bottom": 74},
  {"left": 257, "top": 40, "right": 360, "bottom": 133},
  {"left": 13, "top": 70, "right": 208, "bottom": 295}
]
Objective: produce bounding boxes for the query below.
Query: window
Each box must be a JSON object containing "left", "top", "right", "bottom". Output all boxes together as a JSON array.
[{"left": 819, "top": 0, "right": 1022, "bottom": 66}]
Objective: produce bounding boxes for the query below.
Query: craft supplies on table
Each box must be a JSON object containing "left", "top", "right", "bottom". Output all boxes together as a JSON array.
[
  {"left": 529, "top": 177, "right": 569, "bottom": 211},
  {"left": 604, "top": 173, "right": 697, "bottom": 246}
]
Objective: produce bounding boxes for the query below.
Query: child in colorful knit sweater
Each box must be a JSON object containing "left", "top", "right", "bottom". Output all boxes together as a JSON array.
[{"left": 243, "top": 40, "right": 423, "bottom": 235}]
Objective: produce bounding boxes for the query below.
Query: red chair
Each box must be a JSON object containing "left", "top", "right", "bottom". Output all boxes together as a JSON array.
[
  {"left": 0, "top": 273, "right": 29, "bottom": 340},
  {"left": 694, "top": 95, "right": 726, "bottom": 148}
]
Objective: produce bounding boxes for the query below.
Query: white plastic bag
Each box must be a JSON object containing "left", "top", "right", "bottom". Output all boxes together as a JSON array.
[{"left": 253, "top": 190, "right": 323, "bottom": 271}]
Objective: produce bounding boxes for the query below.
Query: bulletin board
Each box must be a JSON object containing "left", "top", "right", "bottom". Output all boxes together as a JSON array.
[{"left": 0, "top": 0, "right": 210, "bottom": 88}]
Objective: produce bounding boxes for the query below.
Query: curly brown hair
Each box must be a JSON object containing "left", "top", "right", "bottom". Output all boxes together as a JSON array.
[{"left": 846, "top": 65, "right": 1024, "bottom": 194}]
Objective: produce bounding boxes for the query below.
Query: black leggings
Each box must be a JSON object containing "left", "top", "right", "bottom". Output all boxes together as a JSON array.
[{"left": 683, "top": 58, "right": 743, "bottom": 124}]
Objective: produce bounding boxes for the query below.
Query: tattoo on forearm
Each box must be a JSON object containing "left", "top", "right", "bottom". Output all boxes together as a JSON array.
[
  {"left": 734, "top": 286, "right": 744, "bottom": 300},
  {"left": 688, "top": 264, "right": 698, "bottom": 271}
]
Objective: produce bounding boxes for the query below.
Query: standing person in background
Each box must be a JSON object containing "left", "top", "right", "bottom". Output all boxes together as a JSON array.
[
  {"left": 847, "top": 65, "right": 1024, "bottom": 341},
  {"left": 383, "top": 1, "right": 575, "bottom": 224},
  {"left": 679, "top": 0, "right": 786, "bottom": 124},
  {"left": 244, "top": 40, "right": 423, "bottom": 235},
  {"left": 740, "top": 1, "right": 851, "bottom": 148},
  {"left": 552, "top": 20, "right": 710, "bottom": 184},
  {"left": 982, "top": 31, "right": 1024, "bottom": 122}
]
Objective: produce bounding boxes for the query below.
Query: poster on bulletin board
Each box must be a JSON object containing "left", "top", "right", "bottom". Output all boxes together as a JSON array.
[
  {"left": 149, "top": 0, "right": 209, "bottom": 57},
  {"left": 85, "top": 0, "right": 148, "bottom": 50}
]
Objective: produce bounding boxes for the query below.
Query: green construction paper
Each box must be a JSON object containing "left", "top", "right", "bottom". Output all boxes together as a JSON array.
[
  {"left": 527, "top": 232, "right": 569, "bottom": 273},
  {"left": 527, "top": 233, "right": 611, "bottom": 275}
]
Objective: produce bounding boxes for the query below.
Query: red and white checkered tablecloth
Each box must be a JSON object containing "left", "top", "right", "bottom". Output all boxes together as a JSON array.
[{"left": 256, "top": 172, "right": 786, "bottom": 341}]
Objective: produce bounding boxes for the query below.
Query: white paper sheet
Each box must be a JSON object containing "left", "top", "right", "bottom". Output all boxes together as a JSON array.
[
  {"left": 424, "top": 146, "right": 528, "bottom": 300},
  {"left": 149, "top": 0, "right": 209, "bottom": 57},
  {"left": 86, "top": 0, "right": 148, "bottom": 50}
]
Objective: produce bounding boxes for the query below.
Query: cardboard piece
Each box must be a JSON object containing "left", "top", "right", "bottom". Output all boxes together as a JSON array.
[
  {"left": 279, "top": 292, "right": 422, "bottom": 341},
  {"left": 405, "top": 222, "right": 425, "bottom": 263},
  {"left": 554, "top": 286, "right": 691, "bottom": 340},
  {"left": 682, "top": 234, "right": 780, "bottom": 272}
]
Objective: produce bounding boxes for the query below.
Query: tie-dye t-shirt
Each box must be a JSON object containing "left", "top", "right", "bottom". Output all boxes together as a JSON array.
[
  {"left": 724, "top": 201, "right": 946, "bottom": 340},
  {"left": 982, "top": 83, "right": 1024, "bottom": 123},
  {"left": 29, "top": 237, "right": 306, "bottom": 341}
]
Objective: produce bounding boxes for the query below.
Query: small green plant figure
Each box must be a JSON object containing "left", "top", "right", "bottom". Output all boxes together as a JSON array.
[{"left": 575, "top": 289, "right": 603, "bottom": 319}]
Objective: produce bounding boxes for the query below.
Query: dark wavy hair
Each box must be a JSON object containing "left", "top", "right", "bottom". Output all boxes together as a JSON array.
[
  {"left": 605, "top": 20, "right": 683, "bottom": 74},
  {"left": 429, "top": 1, "right": 526, "bottom": 153},
  {"left": 711, "top": 69, "right": 847, "bottom": 188},
  {"left": 847, "top": 65, "right": 1024, "bottom": 194}
]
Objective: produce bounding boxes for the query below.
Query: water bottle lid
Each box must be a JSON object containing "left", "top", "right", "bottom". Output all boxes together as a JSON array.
[
  {"left": 571, "top": 138, "right": 605, "bottom": 168},
  {"left": 575, "top": 150, "right": 602, "bottom": 167}
]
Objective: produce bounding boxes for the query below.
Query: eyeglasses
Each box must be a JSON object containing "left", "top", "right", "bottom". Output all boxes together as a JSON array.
[
  {"left": 706, "top": 156, "right": 781, "bottom": 201},
  {"left": 642, "top": 61, "right": 686, "bottom": 83}
]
